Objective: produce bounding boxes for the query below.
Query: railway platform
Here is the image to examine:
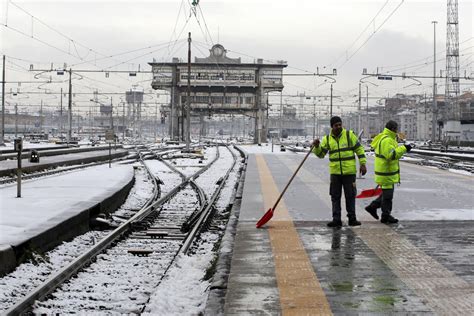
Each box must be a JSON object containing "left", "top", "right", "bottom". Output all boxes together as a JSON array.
[
  {"left": 219, "top": 147, "right": 473, "bottom": 315},
  {"left": 0, "top": 147, "right": 129, "bottom": 177},
  {"left": 0, "top": 164, "right": 134, "bottom": 276}
]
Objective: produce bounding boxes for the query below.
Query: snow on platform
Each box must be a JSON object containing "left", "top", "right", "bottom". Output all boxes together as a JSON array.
[{"left": 0, "top": 164, "right": 134, "bottom": 247}]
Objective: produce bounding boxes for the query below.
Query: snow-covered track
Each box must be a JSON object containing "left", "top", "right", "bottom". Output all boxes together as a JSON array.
[{"left": 4, "top": 145, "right": 237, "bottom": 315}]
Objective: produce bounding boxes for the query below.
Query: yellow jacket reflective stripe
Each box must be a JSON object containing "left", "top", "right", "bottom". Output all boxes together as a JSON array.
[
  {"left": 371, "top": 128, "right": 408, "bottom": 188},
  {"left": 313, "top": 129, "right": 367, "bottom": 175}
]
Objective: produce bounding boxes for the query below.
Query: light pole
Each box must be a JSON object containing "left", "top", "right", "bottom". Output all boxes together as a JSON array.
[
  {"left": 312, "top": 98, "right": 316, "bottom": 139},
  {"left": 329, "top": 83, "right": 333, "bottom": 117},
  {"left": 359, "top": 77, "right": 378, "bottom": 139},
  {"left": 15, "top": 103, "right": 18, "bottom": 138},
  {"left": 122, "top": 101, "right": 126, "bottom": 141},
  {"left": 279, "top": 91, "right": 283, "bottom": 141},
  {"left": 431, "top": 21, "right": 438, "bottom": 142},
  {"left": 366, "top": 85, "right": 369, "bottom": 139},
  {"left": 1, "top": 55, "right": 5, "bottom": 145}
]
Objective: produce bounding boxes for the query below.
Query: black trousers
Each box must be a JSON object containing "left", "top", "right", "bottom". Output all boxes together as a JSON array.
[
  {"left": 329, "top": 174, "right": 357, "bottom": 221},
  {"left": 369, "top": 187, "right": 395, "bottom": 217}
]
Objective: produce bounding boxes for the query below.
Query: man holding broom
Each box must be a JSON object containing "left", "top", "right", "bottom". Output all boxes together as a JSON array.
[{"left": 312, "top": 116, "right": 367, "bottom": 227}]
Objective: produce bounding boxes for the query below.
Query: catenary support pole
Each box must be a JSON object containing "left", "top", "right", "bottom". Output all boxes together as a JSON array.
[
  {"left": 186, "top": 32, "right": 191, "bottom": 150},
  {"left": 68, "top": 69, "right": 72, "bottom": 144},
  {"left": 432, "top": 21, "right": 438, "bottom": 142},
  {"left": 1, "top": 55, "right": 5, "bottom": 145}
]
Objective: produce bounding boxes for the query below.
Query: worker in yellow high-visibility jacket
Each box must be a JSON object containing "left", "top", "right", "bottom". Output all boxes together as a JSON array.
[
  {"left": 312, "top": 116, "right": 367, "bottom": 227},
  {"left": 365, "top": 120, "right": 413, "bottom": 224}
]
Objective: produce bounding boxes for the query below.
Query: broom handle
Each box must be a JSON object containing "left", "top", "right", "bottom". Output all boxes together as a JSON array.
[{"left": 272, "top": 145, "right": 315, "bottom": 210}]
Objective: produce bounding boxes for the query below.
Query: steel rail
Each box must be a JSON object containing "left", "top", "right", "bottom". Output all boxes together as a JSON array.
[
  {"left": 180, "top": 145, "right": 237, "bottom": 254},
  {"left": 4, "top": 145, "right": 219, "bottom": 315},
  {"left": 139, "top": 145, "right": 239, "bottom": 313}
]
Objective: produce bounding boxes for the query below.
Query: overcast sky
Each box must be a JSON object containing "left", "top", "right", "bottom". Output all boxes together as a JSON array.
[{"left": 0, "top": 0, "right": 472, "bottom": 115}]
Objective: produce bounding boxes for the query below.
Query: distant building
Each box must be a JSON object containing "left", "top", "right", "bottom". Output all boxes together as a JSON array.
[
  {"left": 149, "top": 44, "right": 287, "bottom": 143},
  {"left": 397, "top": 110, "right": 417, "bottom": 140},
  {"left": 385, "top": 94, "right": 421, "bottom": 114},
  {"left": 267, "top": 106, "right": 305, "bottom": 136}
]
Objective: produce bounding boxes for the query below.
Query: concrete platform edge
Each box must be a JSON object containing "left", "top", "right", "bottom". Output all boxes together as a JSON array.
[{"left": 204, "top": 149, "right": 248, "bottom": 315}]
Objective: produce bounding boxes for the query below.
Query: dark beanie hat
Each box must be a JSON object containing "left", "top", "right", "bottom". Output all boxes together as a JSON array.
[
  {"left": 385, "top": 120, "right": 398, "bottom": 131},
  {"left": 330, "top": 116, "right": 342, "bottom": 127}
]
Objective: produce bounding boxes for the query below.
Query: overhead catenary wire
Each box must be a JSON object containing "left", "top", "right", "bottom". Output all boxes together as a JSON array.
[
  {"left": 380, "top": 37, "right": 473, "bottom": 72},
  {"left": 329, "top": 0, "right": 390, "bottom": 68},
  {"left": 337, "top": 0, "right": 405, "bottom": 70},
  {"left": 196, "top": 2, "right": 214, "bottom": 46},
  {"left": 167, "top": 0, "right": 186, "bottom": 54},
  {"left": 8, "top": 0, "right": 129, "bottom": 66}
]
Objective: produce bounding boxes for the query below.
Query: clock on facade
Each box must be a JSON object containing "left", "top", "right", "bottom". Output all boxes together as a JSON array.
[{"left": 212, "top": 45, "right": 224, "bottom": 57}]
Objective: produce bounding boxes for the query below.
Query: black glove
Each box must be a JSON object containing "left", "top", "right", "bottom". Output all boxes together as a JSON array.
[{"left": 405, "top": 144, "right": 412, "bottom": 152}]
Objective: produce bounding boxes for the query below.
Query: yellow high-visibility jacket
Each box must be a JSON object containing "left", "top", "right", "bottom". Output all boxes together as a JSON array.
[
  {"left": 313, "top": 129, "right": 367, "bottom": 175},
  {"left": 371, "top": 128, "right": 407, "bottom": 188}
]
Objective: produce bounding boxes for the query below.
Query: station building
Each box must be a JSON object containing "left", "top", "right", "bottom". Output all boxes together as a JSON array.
[{"left": 149, "top": 44, "right": 287, "bottom": 143}]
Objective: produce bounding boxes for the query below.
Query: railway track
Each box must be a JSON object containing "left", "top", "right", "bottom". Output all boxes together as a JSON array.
[
  {"left": 4, "top": 144, "right": 241, "bottom": 314},
  {"left": 403, "top": 152, "right": 474, "bottom": 173}
]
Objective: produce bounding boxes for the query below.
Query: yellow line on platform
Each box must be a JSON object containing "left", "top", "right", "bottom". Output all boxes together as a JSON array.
[{"left": 255, "top": 154, "right": 332, "bottom": 315}]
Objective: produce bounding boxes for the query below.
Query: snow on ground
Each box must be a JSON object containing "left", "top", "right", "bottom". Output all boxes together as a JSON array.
[
  {"left": 144, "top": 146, "right": 243, "bottom": 315},
  {"left": 144, "top": 253, "right": 212, "bottom": 315},
  {"left": 394, "top": 208, "right": 473, "bottom": 221},
  {"left": 413, "top": 148, "right": 474, "bottom": 159},
  {"left": 195, "top": 146, "right": 234, "bottom": 199},
  {"left": 173, "top": 146, "right": 217, "bottom": 177},
  {"left": 112, "top": 165, "right": 155, "bottom": 218},
  {"left": 0, "top": 231, "right": 107, "bottom": 313},
  {"left": 143, "top": 229, "right": 216, "bottom": 315},
  {"left": 448, "top": 168, "right": 473, "bottom": 176},
  {"left": 144, "top": 159, "right": 182, "bottom": 194},
  {"left": 0, "top": 161, "right": 155, "bottom": 313},
  {"left": 0, "top": 163, "right": 133, "bottom": 246}
]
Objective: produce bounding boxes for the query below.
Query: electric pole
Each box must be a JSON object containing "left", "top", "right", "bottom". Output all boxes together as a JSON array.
[
  {"left": 39, "top": 100, "right": 43, "bottom": 133},
  {"left": 432, "top": 21, "right": 438, "bottom": 142},
  {"left": 60, "top": 87, "right": 63, "bottom": 137},
  {"left": 186, "top": 32, "right": 191, "bottom": 151},
  {"left": 1, "top": 55, "right": 5, "bottom": 145},
  {"left": 122, "top": 101, "right": 126, "bottom": 141},
  {"left": 110, "top": 97, "right": 114, "bottom": 131},
  {"left": 68, "top": 68, "right": 72, "bottom": 144},
  {"left": 366, "top": 85, "right": 369, "bottom": 139},
  {"left": 154, "top": 102, "right": 158, "bottom": 140},
  {"left": 15, "top": 103, "right": 18, "bottom": 138},
  {"left": 330, "top": 84, "right": 333, "bottom": 117},
  {"left": 312, "top": 99, "right": 316, "bottom": 139},
  {"left": 358, "top": 82, "right": 362, "bottom": 135}
]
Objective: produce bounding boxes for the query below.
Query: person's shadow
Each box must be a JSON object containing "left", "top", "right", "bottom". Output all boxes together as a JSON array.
[
  {"left": 330, "top": 228, "right": 356, "bottom": 268},
  {"left": 328, "top": 227, "right": 357, "bottom": 306}
]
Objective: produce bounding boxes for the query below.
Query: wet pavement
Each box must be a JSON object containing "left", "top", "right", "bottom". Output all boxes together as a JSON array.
[
  {"left": 393, "top": 221, "right": 474, "bottom": 284},
  {"left": 222, "top": 151, "right": 474, "bottom": 315},
  {"left": 297, "top": 223, "right": 432, "bottom": 314}
]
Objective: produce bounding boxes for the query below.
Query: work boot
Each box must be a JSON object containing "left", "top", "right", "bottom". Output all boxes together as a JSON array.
[
  {"left": 327, "top": 220, "right": 342, "bottom": 228},
  {"left": 381, "top": 215, "right": 398, "bottom": 224},
  {"left": 365, "top": 205, "right": 379, "bottom": 219},
  {"left": 348, "top": 219, "right": 361, "bottom": 226}
]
